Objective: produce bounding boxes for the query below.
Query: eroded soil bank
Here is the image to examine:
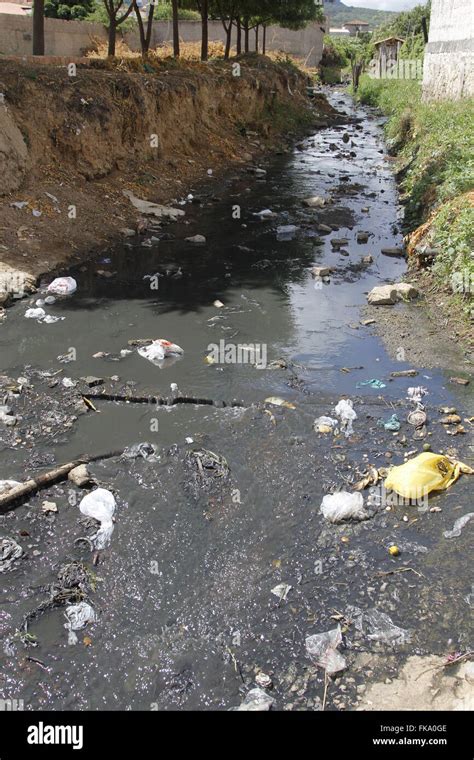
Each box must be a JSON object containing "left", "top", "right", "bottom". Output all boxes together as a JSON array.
[{"left": 0, "top": 56, "right": 336, "bottom": 300}]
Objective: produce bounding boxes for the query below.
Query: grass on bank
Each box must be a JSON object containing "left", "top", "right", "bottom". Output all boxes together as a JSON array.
[{"left": 356, "top": 75, "right": 474, "bottom": 318}]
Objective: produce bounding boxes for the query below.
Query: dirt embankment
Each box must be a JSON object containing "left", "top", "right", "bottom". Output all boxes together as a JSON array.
[{"left": 0, "top": 57, "right": 336, "bottom": 303}]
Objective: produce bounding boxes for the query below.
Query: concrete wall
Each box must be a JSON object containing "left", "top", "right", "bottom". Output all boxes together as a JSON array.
[
  {"left": 422, "top": 0, "right": 474, "bottom": 100},
  {"left": 0, "top": 16, "right": 325, "bottom": 67}
]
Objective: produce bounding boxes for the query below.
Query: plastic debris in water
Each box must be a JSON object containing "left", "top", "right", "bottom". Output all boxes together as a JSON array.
[
  {"left": 0, "top": 537, "right": 23, "bottom": 572},
  {"left": 271, "top": 583, "right": 292, "bottom": 601},
  {"left": 443, "top": 513, "right": 474, "bottom": 539},
  {"left": 334, "top": 398, "right": 357, "bottom": 437},
  {"left": 346, "top": 606, "right": 411, "bottom": 646},
  {"left": 320, "top": 491, "right": 368, "bottom": 523},
  {"left": 79, "top": 488, "right": 116, "bottom": 550},
  {"left": 384, "top": 453, "right": 473, "bottom": 500},
  {"left": 138, "top": 339, "right": 183, "bottom": 366},
  {"left": 264, "top": 396, "right": 296, "bottom": 410},
  {"left": 305, "top": 626, "right": 347, "bottom": 675},
  {"left": 64, "top": 602, "right": 96, "bottom": 645},
  {"left": 378, "top": 413, "right": 401, "bottom": 432},
  {"left": 356, "top": 378, "right": 386, "bottom": 389},
  {"left": 407, "top": 386, "right": 428, "bottom": 405},
  {"left": 234, "top": 688, "right": 275, "bottom": 711}
]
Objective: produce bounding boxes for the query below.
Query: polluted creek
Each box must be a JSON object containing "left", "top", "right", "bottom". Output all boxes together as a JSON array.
[{"left": 1, "top": 90, "right": 473, "bottom": 713}]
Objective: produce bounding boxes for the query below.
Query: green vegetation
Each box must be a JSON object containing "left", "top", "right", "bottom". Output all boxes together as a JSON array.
[
  {"left": 372, "top": 1, "right": 430, "bottom": 60},
  {"left": 45, "top": 0, "right": 95, "bottom": 20},
  {"left": 357, "top": 75, "right": 474, "bottom": 315}
]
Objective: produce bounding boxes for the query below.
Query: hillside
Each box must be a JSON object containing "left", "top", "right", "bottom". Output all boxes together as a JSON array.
[{"left": 324, "top": 0, "right": 395, "bottom": 28}]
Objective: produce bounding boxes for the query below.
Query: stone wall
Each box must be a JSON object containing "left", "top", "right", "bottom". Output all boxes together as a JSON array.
[
  {"left": 0, "top": 15, "right": 325, "bottom": 67},
  {"left": 422, "top": 0, "right": 474, "bottom": 100}
]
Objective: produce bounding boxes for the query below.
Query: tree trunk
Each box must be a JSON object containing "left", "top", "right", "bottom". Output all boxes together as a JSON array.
[
  {"left": 33, "top": 0, "right": 45, "bottom": 56},
  {"left": 172, "top": 0, "right": 180, "bottom": 57},
  {"left": 244, "top": 19, "right": 249, "bottom": 53},
  {"left": 236, "top": 17, "right": 241, "bottom": 54},
  {"left": 201, "top": 0, "right": 208, "bottom": 61},
  {"left": 255, "top": 24, "right": 259, "bottom": 53},
  {"left": 262, "top": 24, "right": 266, "bottom": 55},
  {"left": 224, "top": 18, "right": 232, "bottom": 59},
  {"left": 108, "top": 20, "right": 116, "bottom": 57}
]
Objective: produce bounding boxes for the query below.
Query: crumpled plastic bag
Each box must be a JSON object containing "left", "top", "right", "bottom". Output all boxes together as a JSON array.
[
  {"left": 443, "top": 513, "right": 474, "bottom": 539},
  {"left": 334, "top": 398, "right": 357, "bottom": 437},
  {"left": 138, "top": 338, "right": 183, "bottom": 366},
  {"left": 305, "top": 625, "right": 347, "bottom": 675},
  {"left": 320, "top": 491, "right": 368, "bottom": 523},
  {"left": 313, "top": 416, "right": 339, "bottom": 434},
  {"left": 79, "top": 488, "right": 116, "bottom": 549},
  {"left": 0, "top": 537, "right": 23, "bottom": 572},
  {"left": 384, "top": 453, "right": 473, "bottom": 500},
  {"left": 47, "top": 276, "right": 77, "bottom": 295},
  {"left": 234, "top": 688, "right": 275, "bottom": 711},
  {"left": 347, "top": 606, "right": 411, "bottom": 646},
  {"left": 64, "top": 602, "right": 96, "bottom": 645}
]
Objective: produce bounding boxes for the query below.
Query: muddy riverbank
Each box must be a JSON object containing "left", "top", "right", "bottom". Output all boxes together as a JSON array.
[{"left": 0, "top": 89, "right": 473, "bottom": 712}]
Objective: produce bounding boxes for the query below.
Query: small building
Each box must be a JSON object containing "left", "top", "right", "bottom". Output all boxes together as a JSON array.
[
  {"left": 373, "top": 37, "right": 405, "bottom": 77},
  {"left": 343, "top": 20, "right": 370, "bottom": 37},
  {"left": 329, "top": 28, "right": 351, "bottom": 38}
]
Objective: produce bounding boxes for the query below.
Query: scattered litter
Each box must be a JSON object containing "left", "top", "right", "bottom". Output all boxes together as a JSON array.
[
  {"left": 255, "top": 673, "right": 273, "bottom": 689},
  {"left": 32, "top": 209, "right": 42, "bottom": 218},
  {"left": 47, "top": 277, "right": 77, "bottom": 296},
  {"left": 0, "top": 537, "right": 23, "bottom": 572},
  {"left": 41, "top": 501, "right": 57, "bottom": 514},
  {"left": 407, "top": 386, "right": 428, "bottom": 405},
  {"left": 334, "top": 398, "right": 357, "bottom": 436},
  {"left": 271, "top": 583, "right": 292, "bottom": 601},
  {"left": 313, "top": 415, "right": 339, "bottom": 434},
  {"left": 64, "top": 602, "right": 96, "bottom": 645},
  {"left": 407, "top": 409, "right": 427, "bottom": 428},
  {"left": 347, "top": 606, "right": 411, "bottom": 646},
  {"left": 303, "top": 196, "right": 326, "bottom": 208},
  {"left": 79, "top": 488, "right": 116, "bottom": 550},
  {"left": 122, "top": 442, "right": 157, "bottom": 460},
  {"left": 170, "top": 382, "right": 178, "bottom": 392},
  {"left": 185, "top": 234, "right": 206, "bottom": 244},
  {"left": 378, "top": 414, "right": 401, "bottom": 432},
  {"left": 234, "top": 688, "right": 275, "bottom": 711},
  {"left": 25, "top": 307, "right": 46, "bottom": 320},
  {"left": 123, "top": 190, "right": 184, "bottom": 220},
  {"left": 253, "top": 209, "right": 275, "bottom": 218},
  {"left": 264, "top": 396, "right": 295, "bottom": 410},
  {"left": 61, "top": 378, "right": 76, "bottom": 389},
  {"left": 450, "top": 377, "right": 470, "bottom": 386},
  {"left": 356, "top": 378, "right": 386, "bottom": 389},
  {"left": 138, "top": 339, "right": 183, "bottom": 366},
  {"left": 185, "top": 437, "right": 194, "bottom": 444},
  {"left": 443, "top": 513, "right": 474, "bottom": 539},
  {"left": 388, "top": 545, "right": 400, "bottom": 557},
  {"left": 320, "top": 491, "right": 368, "bottom": 523},
  {"left": 213, "top": 299, "right": 224, "bottom": 308},
  {"left": 42, "top": 315, "right": 64, "bottom": 324},
  {"left": 384, "top": 453, "right": 473, "bottom": 499},
  {"left": 305, "top": 626, "right": 347, "bottom": 675},
  {"left": 11, "top": 201, "right": 28, "bottom": 210},
  {"left": 276, "top": 225, "right": 298, "bottom": 240},
  {"left": 391, "top": 369, "right": 418, "bottom": 378}
]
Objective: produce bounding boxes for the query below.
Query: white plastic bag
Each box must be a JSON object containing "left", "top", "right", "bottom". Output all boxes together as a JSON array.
[
  {"left": 25, "top": 307, "right": 46, "bottom": 320},
  {"left": 64, "top": 602, "right": 96, "bottom": 645},
  {"left": 334, "top": 398, "right": 357, "bottom": 437},
  {"left": 47, "top": 276, "right": 77, "bottom": 295},
  {"left": 305, "top": 625, "right": 347, "bottom": 675},
  {"left": 138, "top": 338, "right": 183, "bottom": 366},
  {"left": 320, "top": 491, "right": 368, "bottom": 523},
  {"left": 79, "top": 488, "right": 116, "bottom": 549}
]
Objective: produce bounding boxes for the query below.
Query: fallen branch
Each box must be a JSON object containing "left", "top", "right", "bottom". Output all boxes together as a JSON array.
[{"left": 0, "top": 450, "right": 123, "bottom": 513}]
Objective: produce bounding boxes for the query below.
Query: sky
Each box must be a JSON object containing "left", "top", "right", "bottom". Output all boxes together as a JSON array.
[{"left": 342, "top": 0, "right": 420, "bottom": 10}]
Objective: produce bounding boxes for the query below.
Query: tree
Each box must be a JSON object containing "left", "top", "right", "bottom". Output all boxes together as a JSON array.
[
  {"left": 45, "top": 0, "right": 95, "bottom": 19},
  {"left": 102, "top": 0, "right": 135, "bottom": 56},
  {"left": 171, "top": 0, "right": 180, "bottom": 57},
  {"left": 33, "top": 0, "right": 45, "bottom": 55},
  {"left": 132, "top": 0, "right": 155, "bottom": 57}
]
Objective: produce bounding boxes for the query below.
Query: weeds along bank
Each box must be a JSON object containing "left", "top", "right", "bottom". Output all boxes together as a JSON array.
[
  {"left": 0, "top": 55, "right": 328, "bottom": 300},
  {"left": 357, "top": 76, "right": 474, "bottom": 341}
]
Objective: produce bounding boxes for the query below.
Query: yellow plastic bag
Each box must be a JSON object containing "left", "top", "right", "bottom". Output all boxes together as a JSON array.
[{"left": 384, "top": 452, "right": 473, "bottom": 500}]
